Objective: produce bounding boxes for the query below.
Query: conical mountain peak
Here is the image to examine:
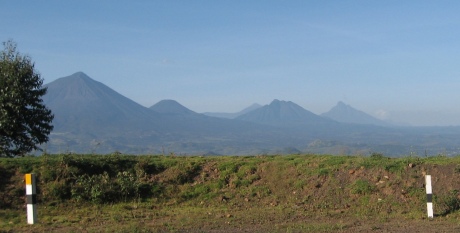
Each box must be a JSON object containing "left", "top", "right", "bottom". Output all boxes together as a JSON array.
[
  {"left": 237, "top": 99, "right": 332, "bottom": 125},
  {"left": 322, "top": 102, "right": 389, "bottom": 126},
  {"left": 336, "top": 101, "right": 347, "bottom": 107},
  {"left": 43, "top": 72, "right": 158, "bottom": 132},
  {"left": 54, "top": 71, "right": 94, "bottom": 85},
  {"left": 150, "top": 99, "right": 197, "bottom": 115},
  {"left": 71, "top": 71, "right": 91, "bottom": 79}
]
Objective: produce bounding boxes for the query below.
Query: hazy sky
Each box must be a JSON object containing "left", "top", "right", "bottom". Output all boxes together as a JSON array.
[{"left": 2, "top": 1, "right": 460, "bottom": 126}]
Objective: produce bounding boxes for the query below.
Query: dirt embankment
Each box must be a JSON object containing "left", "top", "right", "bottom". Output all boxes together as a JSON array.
[{"left": 2, "top": 154, "right": 460, "bottom": 232}]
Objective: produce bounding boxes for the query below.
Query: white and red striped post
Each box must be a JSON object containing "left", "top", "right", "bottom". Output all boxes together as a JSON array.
[
  {"left": 25, "top": 173, "right": 37, "bottom": 224},
  {"left": 425, "top": 175, "right": 433, "bottom": 218}
]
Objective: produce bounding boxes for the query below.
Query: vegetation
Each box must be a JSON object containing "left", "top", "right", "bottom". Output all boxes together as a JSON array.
[
  {"left": 1, "top": 153, "right": 460, "bottom": 232},
  {"left": 0, "top": 40, "right": 53, "bottom": 157}
]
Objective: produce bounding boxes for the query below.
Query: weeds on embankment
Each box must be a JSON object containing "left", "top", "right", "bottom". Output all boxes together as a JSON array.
[{"left": 2, "top": 153, "right": 460, "bottom": 232}]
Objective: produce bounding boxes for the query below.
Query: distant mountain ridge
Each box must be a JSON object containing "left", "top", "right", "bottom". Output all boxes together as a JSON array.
[
  {"left": 321, "top": 101, "right": 389, "bottom": 126},
  {"left": 40, "top": 72, "right": 460, "bottom": 156},
  {"left": 236, "top": 99, "right": 334, "bottom": 126},
  {"left": 42, "top": 72, "right": 294, "bottom": 154},
  {"left": 203, "top": 103, "right": 262, "bottom": 119}
]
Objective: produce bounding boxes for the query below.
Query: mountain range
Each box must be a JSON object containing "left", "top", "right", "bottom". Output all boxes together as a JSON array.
[{"left": 41, "top": 72, "right": 460, "bottom": 156}]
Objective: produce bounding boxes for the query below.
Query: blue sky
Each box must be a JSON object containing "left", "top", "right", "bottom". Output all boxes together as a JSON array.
[{"left": 2, "top": 1, "right": 460, "bottom": 126}]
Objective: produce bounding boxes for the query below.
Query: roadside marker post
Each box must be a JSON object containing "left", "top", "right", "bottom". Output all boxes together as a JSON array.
[
  {"left": 25, "top": 173, "right": 37, "bottom": 224},
  {"left": 425, "top": 175, "right": 433, "bottom": 219}
]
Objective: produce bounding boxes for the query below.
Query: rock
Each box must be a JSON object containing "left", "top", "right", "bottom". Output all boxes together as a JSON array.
[{"left": 218, "top": 195, "right": 229, "bottom": 202}]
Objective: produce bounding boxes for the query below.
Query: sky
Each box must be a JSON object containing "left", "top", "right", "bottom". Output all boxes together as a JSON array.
[{"left": 1, "top": 1, "right": 460, "bottom": 126}]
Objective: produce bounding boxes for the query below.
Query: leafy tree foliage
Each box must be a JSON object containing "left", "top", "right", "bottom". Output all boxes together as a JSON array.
[{"left": 0, "top": 40, "right": 53, "bottom": 157}]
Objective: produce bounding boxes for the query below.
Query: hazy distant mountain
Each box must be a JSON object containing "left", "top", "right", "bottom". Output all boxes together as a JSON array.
[
  {"left": 150, "top": 99, "right": 198, "bottom": 115},
  {"left": 43, "top": 72, "right": 161, "bottom": 132},
  {"left": 42, "top": 72, "right": 174, "bottom": 153},
  {"left": 321, "top": 101, "right": 389, "bottom": 126},
  {"left": 236, "top": 99, "right": 334, "bottom": 126},
  {"left": 203, "top": 103, "right": 262, "bottom": 119}
]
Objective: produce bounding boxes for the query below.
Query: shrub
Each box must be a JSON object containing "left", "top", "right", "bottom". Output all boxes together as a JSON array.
[
  {"left": 71, "top": 172, "right": 112, "bottom": 203},
  {"left": 436, "top": 190, "right": 460, "bottom": 216}
]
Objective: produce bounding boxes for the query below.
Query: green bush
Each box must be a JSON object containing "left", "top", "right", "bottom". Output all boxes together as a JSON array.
[
  {"left": 117, "top": 171, "right": 139, "bottom": 200},
  {"left": 45, "top": 181, "right": 71, "bottom": 201},
  {"left": 436, "top": 190, "right": 460, "bottom": 216},
  {"left": 71, "top": 172, "right": 112, "bottom": 203}
]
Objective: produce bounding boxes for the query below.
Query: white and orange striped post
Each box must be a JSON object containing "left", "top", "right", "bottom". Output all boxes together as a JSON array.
[{"left": 25, "top": 173, "right": 37, "bottom": 224}]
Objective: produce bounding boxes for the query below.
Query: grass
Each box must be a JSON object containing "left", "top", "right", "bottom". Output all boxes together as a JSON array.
[
  {"left": 2, "top": 153, "right": 460, "bottom": 232},
  {"left": 350, "top": 179, "right": 376, "bottom": 195}
]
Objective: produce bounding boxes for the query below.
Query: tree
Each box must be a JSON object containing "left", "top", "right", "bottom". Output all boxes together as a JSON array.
[{"left": 0, "top": 40, "right": 53, "bottom": 157}]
